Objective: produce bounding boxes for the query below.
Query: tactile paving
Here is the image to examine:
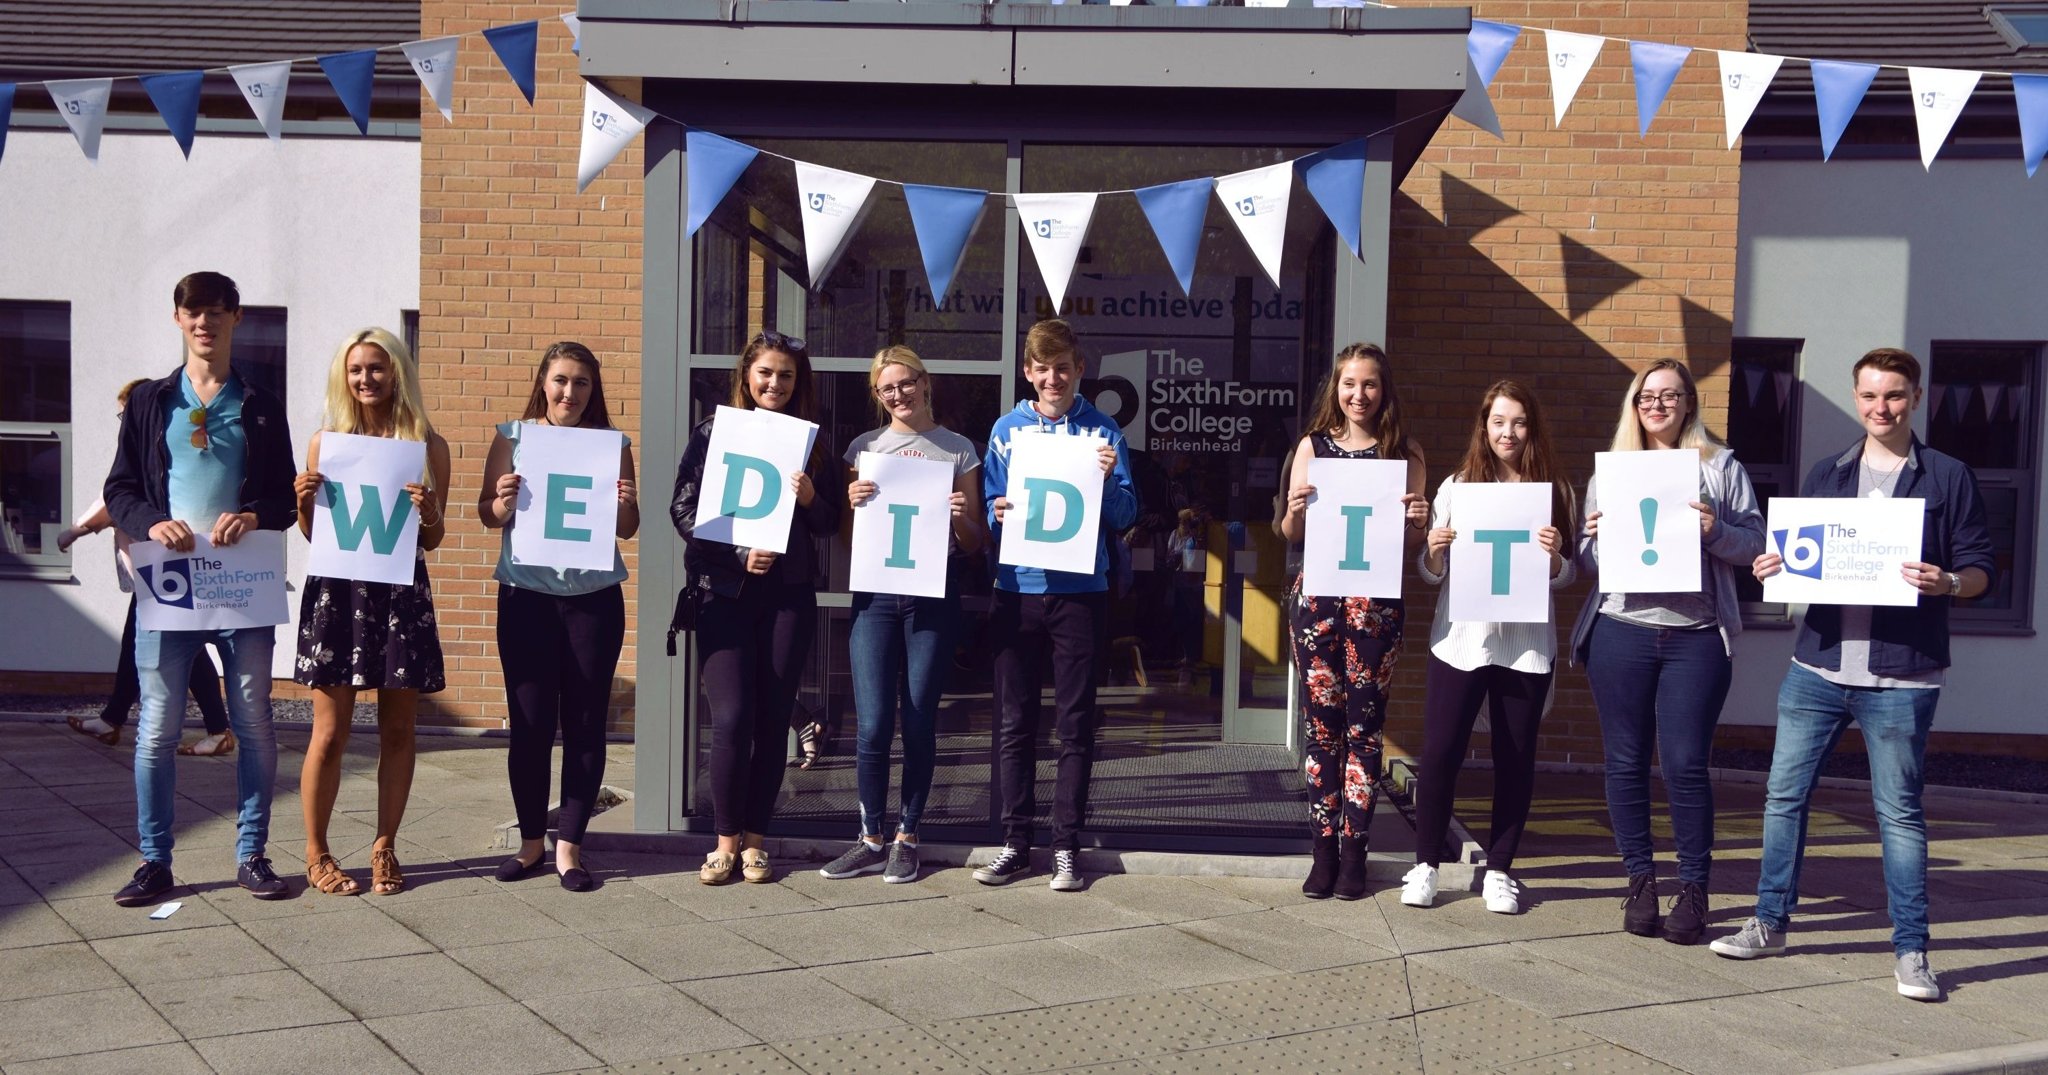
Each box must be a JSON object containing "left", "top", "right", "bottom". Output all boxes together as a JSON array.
[
  {"left": 608, "top": 1046, "right": 806, "bottom": 1074},
  {"left": 1415, "top": 996, "right": 1606, "bottom": 1070},
  {"left": 926, "top": 1007, "right": 1127, "bottom": 1075},
  {"left": 1492, "top": 1042, "right": 1688, "bottom": 1075},
  {"left": 773, "top": 1024, "right": 981, "bottom": 1075},
  {"left": 1402, "top": 961, "right": 1491, "bottom": 1013},
  {"left": 926, "top": 989, "right": 1255, "bottom": 1074},
  {"left": 1052, "top": 991, "right": 1256, "bottom": 1056},
  {"left": 1186, "top": 959, "right": 1413, "bottom": 1036}
]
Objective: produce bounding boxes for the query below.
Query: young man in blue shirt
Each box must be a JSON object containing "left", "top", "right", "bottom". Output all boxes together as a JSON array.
[
  {"left": 1710, "top": 348, "right": 1994, "bottom": 1002},
  {"left": 973, "top": 319, "right": 1139, "bottom": 891},
  {"left": 104, "top": 272, "right": 298, "bottom": 905}
]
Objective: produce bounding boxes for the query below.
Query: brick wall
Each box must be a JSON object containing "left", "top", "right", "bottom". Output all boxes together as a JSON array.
[
  {"left": 1380, "top": 1, "right": 1747, "bottom": 764},
  {"left": 417, "top": 1, "right": 644, "bottom": 730}
]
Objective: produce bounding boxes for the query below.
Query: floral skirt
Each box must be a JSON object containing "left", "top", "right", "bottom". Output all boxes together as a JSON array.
[{"left": 293, "top": 555, "right": 445, "bottom": 693}]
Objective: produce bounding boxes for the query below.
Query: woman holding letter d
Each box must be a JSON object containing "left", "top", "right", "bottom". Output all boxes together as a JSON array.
[
  {"left": 292, "top": 328, "right": 450, "bottom": 896},
  {"left": 1571, "top": 359, "right": 1763, "bottom": 944},
  {"left": 1278, "top": 343, "right": 1428, "bottom": 901},
  {"left": 1404, "top": 381, "right": 1574, "bottom": 916},
  {"left": 481, "top": 342, "right": 640, "bottom": 893},
  {"left": 671, "top": 332, "right": 842, "bottom": 885},
  {"left": 819, "top": 346, "right": 984, "bottom": 886}
]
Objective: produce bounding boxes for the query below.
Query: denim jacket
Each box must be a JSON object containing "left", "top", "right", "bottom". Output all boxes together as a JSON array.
[{"left": 1790, "top": 436, "right": 1995, "bottom": 676}]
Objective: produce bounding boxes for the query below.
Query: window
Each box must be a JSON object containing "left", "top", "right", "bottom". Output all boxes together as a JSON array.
[
  {"left": 0, "top": 301, "right": 73, "bottom": 578},
  {"left": 1927, "top": 341, "right": 2041, "bottom": 631},
  {"left": 1988, "top": 5, "right": 2048, "bottom": 48},
  {"left": 402, "top": 309, "right": 420, "bottom": 363},
  {"left": 1726, "top": 337, "right": 1803, "bottom": 624},
  {"left": 236, "top": 306, "right": 288, "bottom": 405}
]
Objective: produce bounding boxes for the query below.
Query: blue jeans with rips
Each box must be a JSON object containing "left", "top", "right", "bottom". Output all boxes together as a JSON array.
[
  {"left": 133, "top": 625, "right": 278, "bottom": 865},
  {"left": 848, "top": 590, "right": 957, "bottom": 837}
]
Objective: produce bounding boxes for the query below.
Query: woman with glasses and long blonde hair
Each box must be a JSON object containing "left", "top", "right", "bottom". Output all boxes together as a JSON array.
[
  {"left": 1570, "top": 359, "right": 1764, "bottom": 944},
  {"left": 292, "top": 328, "right": 451, "bottom": 896},
  {"left": 818, "top": 345, "right": 985, "bottom": 886},
  {"left": 671, "top": 331, "right": 843, "bottom": 885}
]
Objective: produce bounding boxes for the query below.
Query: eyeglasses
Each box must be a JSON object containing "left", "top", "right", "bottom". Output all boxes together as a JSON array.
[
  {"left": 188, "top": 406, "right": 209, "bottom": 451},
  {"left": 1634, "top": 390, "right": 1689, "bottom": 409},
  {"left": 757, "top": 330, "right": 807, "bottom": 355},
  {"left": 877, "top": 376, "right": 923, "bottom": 401}
]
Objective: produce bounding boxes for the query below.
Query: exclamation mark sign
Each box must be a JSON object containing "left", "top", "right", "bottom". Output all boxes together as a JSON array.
[{"left": 1639, "top": 498, "right": 1660, "bottom": 565}]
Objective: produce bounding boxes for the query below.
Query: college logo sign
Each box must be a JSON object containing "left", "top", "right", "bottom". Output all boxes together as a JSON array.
[
  {"left": 1761, "top": 497, "right": 1924, "bottom": 607},
  {"left": 128, "top": 532, "right": 290, "bottom": 631},
  {"left": 135, "top": 559, "right": 195, "bottom": 609},
  {"left": 1772, "top": 523, "right": 1828, "bottom": 580}
]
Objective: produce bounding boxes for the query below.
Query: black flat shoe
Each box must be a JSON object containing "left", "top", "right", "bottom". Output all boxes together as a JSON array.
[
  {"left": 559, "top": 867, "right": 593, "bottom": 892},
  {"left": 494, "top": 854, "right": 546, "bottom": 882}
]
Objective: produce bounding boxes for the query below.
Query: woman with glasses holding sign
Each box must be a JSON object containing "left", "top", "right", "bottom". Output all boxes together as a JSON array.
[
  {"left": 818, "top": 346, "right": 984, "bottom": 886},
  {"left": 291, "top": 329, "right": 450, "bottom": 896},
  {"left": 481, "top": 343, "right": 640, "bottom": 893},
  {"left": 671, "top": 331, "right": 843, "bottom": 885},
  {"left": 1570, "top": 359, "right": 1763, "bottom": 944},
  {"left": 1402, "top": 381, "right": 1575, "bottom": 916},
  {"left": 1277, "top": 343, "right": 1429, "bottom": 901}
]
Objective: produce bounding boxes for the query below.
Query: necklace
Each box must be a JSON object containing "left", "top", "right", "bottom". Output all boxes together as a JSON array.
[{"left": 1859, "top": 447, "right": 1908, "bottom": 498}]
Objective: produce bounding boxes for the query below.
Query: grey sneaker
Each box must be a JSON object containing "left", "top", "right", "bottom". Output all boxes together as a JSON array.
[
  {"left": 1049, "top": 849, "right": 1082, "bottom": 892},
  {"left": 819, "top": 839, "right": 888, "bottom": 879},
  {"left": 1895, "top": 950, "right": 1942, "bottom": 1001},
  {"left": 1708, "top": 916, "right": 1787, "bottom": 959},
  {"left": 883, "top": 840, "right": 920, "bottom": 884}
]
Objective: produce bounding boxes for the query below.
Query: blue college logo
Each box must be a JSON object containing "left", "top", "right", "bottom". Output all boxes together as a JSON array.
[
  {"left": 808, "top": 193, "right": 828, "bottom": 212},
  {"left": 1772, "top": 524, "right": 1827, "bottom": 580},
  {"left": 136, "top": 559, "right": 195, "bottom": 609},
  {"left": 1034, "top": 219, "right": 1055, "bottom": 238},
  {"left": 1235, "top": 197, "right": 1258, "bottom": 217}
]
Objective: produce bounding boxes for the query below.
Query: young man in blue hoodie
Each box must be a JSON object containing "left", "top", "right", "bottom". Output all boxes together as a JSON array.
[{"left": 973, "top": 319, "right": 1139, "bottom": 891}]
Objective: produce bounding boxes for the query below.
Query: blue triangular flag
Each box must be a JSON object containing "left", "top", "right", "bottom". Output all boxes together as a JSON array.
[
  {"left": 484, "top": 21, "right": 540, "bottom": 105},
  {"left": 902, "top": 184, "right": 989, "bottom": 301},
  {"left": 561, "top": 14, "right": 582, "bottom": 56},
  {"left": 1297, "top": 138, "right": 1367, "bottom": 260},
  {"left": 1470, "top": 20, "right": 1521, "bottom": 87},
  {"left": 1629, "top": 40, "right": 1691, "bottom": 138},
  {"left": 138, "top": 70, "right": 205, "bottom": 159},
  {"left": 685, "top": 129, "right": 759, "bottom": 237},
  {"left": 1133, "top": 178, "right": 1212, "bottom": 296},
  {"left": 1811, "top": 59, "right": 1878, "bottom": 161},
  {"left": 2016, "top": 73, "right": 2048, "bottom": 178},
  {"left": 0, "top": 84, "right": 13, "bottom": 166},
  {"left": 318, "top": 50, "right": 377, "bottom": 135}
]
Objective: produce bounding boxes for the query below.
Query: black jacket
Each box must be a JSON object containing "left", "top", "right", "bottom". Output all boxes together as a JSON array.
[
  {"left": 669, "top": 414, "right": 842, "bottom": 598},
  {"left": 103, "top": 366, "right": 297, "bottom": 541}
]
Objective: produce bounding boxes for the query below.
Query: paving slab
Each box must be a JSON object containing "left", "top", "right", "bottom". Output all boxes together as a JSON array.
[
  {"left": 637, "top": 873, "right": 828, "bottom": 921},
  {"left": 380, "top": 889, "right": 575, "bottom": 949},
  {"left": 1184, "top": 958, "right": 1413, "bottom": 1036},
  {"left": 930, "top": 937, "right": 1169, "bottom": 1006},
  {"left": 367, "top": 1001, "right": 600, "bottom": 1075},
  {"left": 0, "top": 805, "right": 104, "bottom": 837},
  {"left": 1173, "top": 908, "right": 1398, "bottom": 971},
  {"left": 773, "top": 1023, "right": 984, "bottom": 1075},
  {"left": 811, "top": 953, "right": 1040, "bottom": 1024},
  {"left": 0, "top": 985, "right": 181, "bottom": 1064},
  {"left": 43, "top": 890, "right": 233, "bottom": 942},
  {"left": 237, "top": 903, "right": 434, "bottom": 964},
  {"left": 1, "top": 1041, "right": 213, "bottom": 1075},
  {"left": 606, "top": 1045, "right": 807, "bottom": 1074},
  {"left": 1060, "top": 924, "right": 1281, "bottom": 987},
  {"left": 0, "top": 940, "right": 125, "bottom": 1001},
  {"left": 1492, "top": 1041, "right": 1688, "bottom": 1074},
  {"left": 966, "top": 883, "right": 1162, "bottom": 937},
  {"left": 679, "top": 968, "right": 903, "bottom": 1042},
  {"left": 0, "top": 901, "right": 85, "bottom": 950},
  {"left": 1061, "top": 874, "right": 1268, "bottom": 924},
  {"left": 89, "top": 923, "right": 287, "bottom": 985},
  {"left": 515, "top": 877, "right": 705, "bottom": 931},
  {"left": 833, "top": 894, "right": 1045, "bottom": 952},
  {"left": 448, "top": 932, "right": 661, "bottom": 1000},
  {"left": 528, "top": 982, "right": 760, "bottom": 1064},
  {"left": 137, "top": 967, "right": 352, "bottom": 1039},
  {"left": 190, "top": 1021, "right": 416, "bottom": 1075},
  {"left": 299, "top": 951, "right": 512, "bottom": 1018},
  {"left": 723, "top": 905, "right": 932, "bottom": 968},
  {"left": 588, "top": 921, "right": 796, "bottom": 983}
]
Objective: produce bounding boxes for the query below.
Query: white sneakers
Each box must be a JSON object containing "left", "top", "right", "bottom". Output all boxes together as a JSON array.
[
  {"left": 1399, "top": 864, "right": 1438, "bottom": 907},
  {"left": 1398, "top": 864, "right": 1520, "bottom": 914}
]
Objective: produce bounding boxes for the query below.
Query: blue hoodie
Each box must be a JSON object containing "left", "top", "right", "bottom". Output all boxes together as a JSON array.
[{"left": 983, "top": 396, "right": 1140, "bottom": 593}]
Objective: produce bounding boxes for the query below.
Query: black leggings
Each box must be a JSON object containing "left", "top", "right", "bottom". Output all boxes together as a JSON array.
[
  {"left": 498, "top": 583, "right": 625, "bottom": 845},
  {"left": 699, "top": 586, "right": 815, "bottom": 838},
  {"left": 1413, "top": 655, "right": 1552, "bottom": 873},
  {"left": 103, "top": 596, "right": 228, "bottom": 734}
]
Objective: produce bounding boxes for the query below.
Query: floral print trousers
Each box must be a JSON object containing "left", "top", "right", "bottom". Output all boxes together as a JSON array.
[{"left": 1290, "top": 581, "right": 1404, "bottom": 839}]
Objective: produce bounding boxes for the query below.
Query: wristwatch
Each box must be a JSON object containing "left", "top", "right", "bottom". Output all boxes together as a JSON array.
[{"left": 1947, "top": 571, "right": 1962, "bottom": 597}]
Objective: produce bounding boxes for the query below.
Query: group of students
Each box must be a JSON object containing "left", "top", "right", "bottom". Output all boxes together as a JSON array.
[{"left": 89, "top": 272, "right": 1988, "bottom": 1002}]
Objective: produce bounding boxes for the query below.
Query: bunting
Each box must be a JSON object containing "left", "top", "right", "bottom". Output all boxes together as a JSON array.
[
  {"left": 1716, "top": 51, "right": 1784, "bottom": 149},
  {"left": 1908, "top": 67, "right": 1981, "bottom": 170},
  {"left": 1542, "top": 30, "right": 1605, "bottom": 126},
  {"left": 317, "top": 50, "right": 378, "bottom": 135},
  {"left": 1450, "top": 20, "right": 1521, "bottom": 139},
  {"left": 1214, "top": 161, "right": 1293, "bottom": 290},
  {"left": 1132, "top": 177, "right": 1212, "bottom": 295},
  {"left": 45, "top": 78, "right": 113, "bottom": 162},
  {"left": 576, "top": 80, "right": 655, "bottom": 192},
  {"left": 403, "top": 37, "right": 462, "bottom": 123},
  {"left": 1298, "top": 138, "right": 1367, "bottom": 260},
  {"left": 561, "top": 14, "right": 583, "bottom": 55},
  {"left": 2019, "top": 74, "right": 2048, "bottom": 177},
  {"left": 902, "top": 184, "right": 990, "bottom": 300},
  {"left": 685, "top": 130, "right": 759, "bottom": 237},
  {"left": 483, "top": 21, "right": 540, "bottom": 106},
  {"left": 138, "top": 70, "right": 204, "bottom": 158},
  {"left": 793, "top": 161, "right": 879, "bottom": 285},
  {"left": 1013, "top": 192, "right": 1098, "bottom": 313},
  {"left": 0, "top": 83, "right": 13, "bottom": 166},
  {"left": 229, "top": 62, "right": 291, "bottom": 143},
  {"left": 1811, "top": 60, "right": 1879, "bottom": 161},
  {"left": 1629, "top": 40, "right": 1691, "bottom": 137}
]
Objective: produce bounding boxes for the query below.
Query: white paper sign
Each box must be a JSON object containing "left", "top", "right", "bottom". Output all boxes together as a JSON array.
[
  {"left": 1762, "top": 496, "right": 1924, "bottom": 607},
  {"left": 1214, "top": 161, "right": 1293, "bottom": 290},
  {"left": 230, "top": 62, "right": 292, "bottom": 142},
  {"left": 794, "top": 161, "right": 879, "bottom": 284},
  {"left": 577, "top": 80, "right": 656, "bottom": 192},
  {"left": 1908, "top": 67, "right": 1981, "bottom": 170},
  {"left": 1716, "top": 50, "right": 1783, "bottom": 148},
  {"left": 131, "top": 532, "right": 289, "bottom": 632},
  {"left": 307, "top": 432, "right": 425, "bottom": 587},
  {"left": 692, "top": 405, "right": 819, "bottom": 555},
  {"left": 511, "top": 424, "right": 624, "bottom": 572},
  {"left": 1446, "top": 482, "right": 1554, "bottom": 624},
  {"left": 1301, "top": 458, "right": 1410, "bottom": 599},
  {"left": 849, "top": 452, "right": 954, "bottom": 599},
  {"left": 403, "top": 36, "right": 461, "bottom": 122},
  {"left": 1543, "top": 30, "right": 1605, "bottom": 126},
  {"left": 1593, "top": 450, "right": 1701, "bottom": 594},
  {"left": 999, "top": 430, "right": 1105, "bottom": 573},
  {"left": 46, "top": 78, "right": 114, "bottom": 162},
  {"left": 1014, "top": 192, "right": 1099, "bottom": 314}
]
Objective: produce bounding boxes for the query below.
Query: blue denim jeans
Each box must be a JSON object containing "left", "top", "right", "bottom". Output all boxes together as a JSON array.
[
  {"left": 134, "top": 625, "right": 278, "bottom": 864},
  {"left": 848, "top": 590, "right": 957, "bottom": 837},
  {"left": 1585, "top": 615, "right": 1733, "bottom": 886},
  {"left": 1755, "top": 663, "right": 1938, "bottom": 955}
]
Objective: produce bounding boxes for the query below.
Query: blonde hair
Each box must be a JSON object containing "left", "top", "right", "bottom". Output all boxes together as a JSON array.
[
  {"left": 324, "top": 328, "right": 436, "bottom": 484},
  {"left": 1608, "top": 358, "right": 1722, "bottom": 457},
  {"left": 868, "top": 344, "right": 933, "bottom": 423}
]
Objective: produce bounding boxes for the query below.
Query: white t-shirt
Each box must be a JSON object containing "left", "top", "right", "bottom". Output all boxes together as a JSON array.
[{"left": 843, "top": 424, "right": 981, "bottom": 555}]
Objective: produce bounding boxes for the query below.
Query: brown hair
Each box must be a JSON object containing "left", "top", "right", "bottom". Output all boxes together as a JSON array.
[
  {"left": 728, "top": 332, "right": 819, "bottom": 423},
  {"left": 1455, "top": 380, "right": 1574, "bottom": 531},
  {"left": 1302, "top": 343, "right": 1415, "bottom": 462},
  {"left": 1024, "top": 319, "right": 1080, "bottom": 368},
  {"left": 116, "top": 377, "right": 150, "bottom": 407},
  {"left": 173, "top": 271, "right": 240, "bottom": 312},
  {"left": 1854, "top": 347, "right": 1922, "bottom": 388},
  {"left": 520, "top": 341, "right": 613, "bottom": 429}
]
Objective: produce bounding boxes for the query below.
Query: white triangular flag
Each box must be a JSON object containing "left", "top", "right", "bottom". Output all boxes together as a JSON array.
[
  {"left": 1908, "top": 67, "right": 1982, "bottom": 170},
  {"left": 793, "top": 161, "right": 879, "bottom": 287},
  {"left": 1542, "top": 30, "right": 1605, "bottom": 126},
  {"left": 1716, "top": 51, "right": 1783, "bottom": 149},
  {"left": 1213, "top": 161, "right": 1294, "bottom": 290},
  {"left": 576, "top": 80, "right": 655, "bottom": 193},
  {"left": 402, "top": 37, "right": 461, "bottom": 122},
  {"left": 45, "top": 79, "right": 113, "bottom": 161},
  {"left": 1014, "top": 192, "right": 1098, "bottom": 315},
  {"left": 230, "top": 62, "right": 292, "bottom": 142}
]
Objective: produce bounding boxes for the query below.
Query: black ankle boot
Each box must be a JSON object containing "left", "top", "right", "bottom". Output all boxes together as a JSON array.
[
  {"left": 1333, "top": 836, "right": 1369, "bottom": 901},
  {"left": 1623, "top": 871, "right": 1661, "bottom": 937},
  {"left": 1662, "top": 880, "right": 1707, "bottom": 945},
  {"left": 1302, "top": 834, "right": 1339, "bottom": 900}
]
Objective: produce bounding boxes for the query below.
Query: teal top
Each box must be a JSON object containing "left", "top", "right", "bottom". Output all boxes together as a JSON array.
[
  {"left": 493, "top": 420, "right": 630, "bottom": 596},
  {"left": 164, "top": 371, "right": 247, "bottom": 525}
]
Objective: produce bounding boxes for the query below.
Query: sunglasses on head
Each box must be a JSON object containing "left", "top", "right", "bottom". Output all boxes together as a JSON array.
[{"left": 756, "top": 330, "right": 807, "bottom": 355}]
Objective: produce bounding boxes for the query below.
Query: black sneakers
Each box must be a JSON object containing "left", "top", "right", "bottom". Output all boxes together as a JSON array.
[
  {"left": 1623, "top": 872, "right": 1661, "bottom": 937},
  {"left": 114, "top": 860, "right": 174, "bottom": 907},
  {"left": 238, "top": 856, "right": 291, "bottom": 900},
  {"left": 973, "top": 844, "right": 1030, "bottom": 885},
  {"left": 1662, "top": 880, "right": 1707, "bottom": 945}
]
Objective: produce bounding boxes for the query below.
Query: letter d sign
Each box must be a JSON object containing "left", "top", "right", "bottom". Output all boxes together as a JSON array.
[{"left": 719, "top": 453, "right": 782, "bottom": 520}]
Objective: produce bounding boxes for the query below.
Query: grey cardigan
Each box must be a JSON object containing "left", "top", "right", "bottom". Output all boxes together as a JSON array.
[{"left": 1568, "top": 447, "right": 1766, "bottom": 664}]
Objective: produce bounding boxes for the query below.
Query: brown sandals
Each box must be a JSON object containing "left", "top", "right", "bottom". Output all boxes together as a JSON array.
[
  {"left": 65, "top": 715, "right": 121, "bottom": 747},
  {"left": 371, "top": 845, "right": 405, "bottom": 895},
  {"left": 177, "top": 730, "right": 236, "bottom": 757},
  {"left": 308, "top": 854, "right": 361, "bottom": 896}
]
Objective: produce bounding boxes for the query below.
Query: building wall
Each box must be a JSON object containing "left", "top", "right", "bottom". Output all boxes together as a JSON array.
[
  {"left": 1729, "top": 157, "right": 2048, "bottom": 736},
  {"left": 0, "top": 128, "right": 419, "bottom": 684}
]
